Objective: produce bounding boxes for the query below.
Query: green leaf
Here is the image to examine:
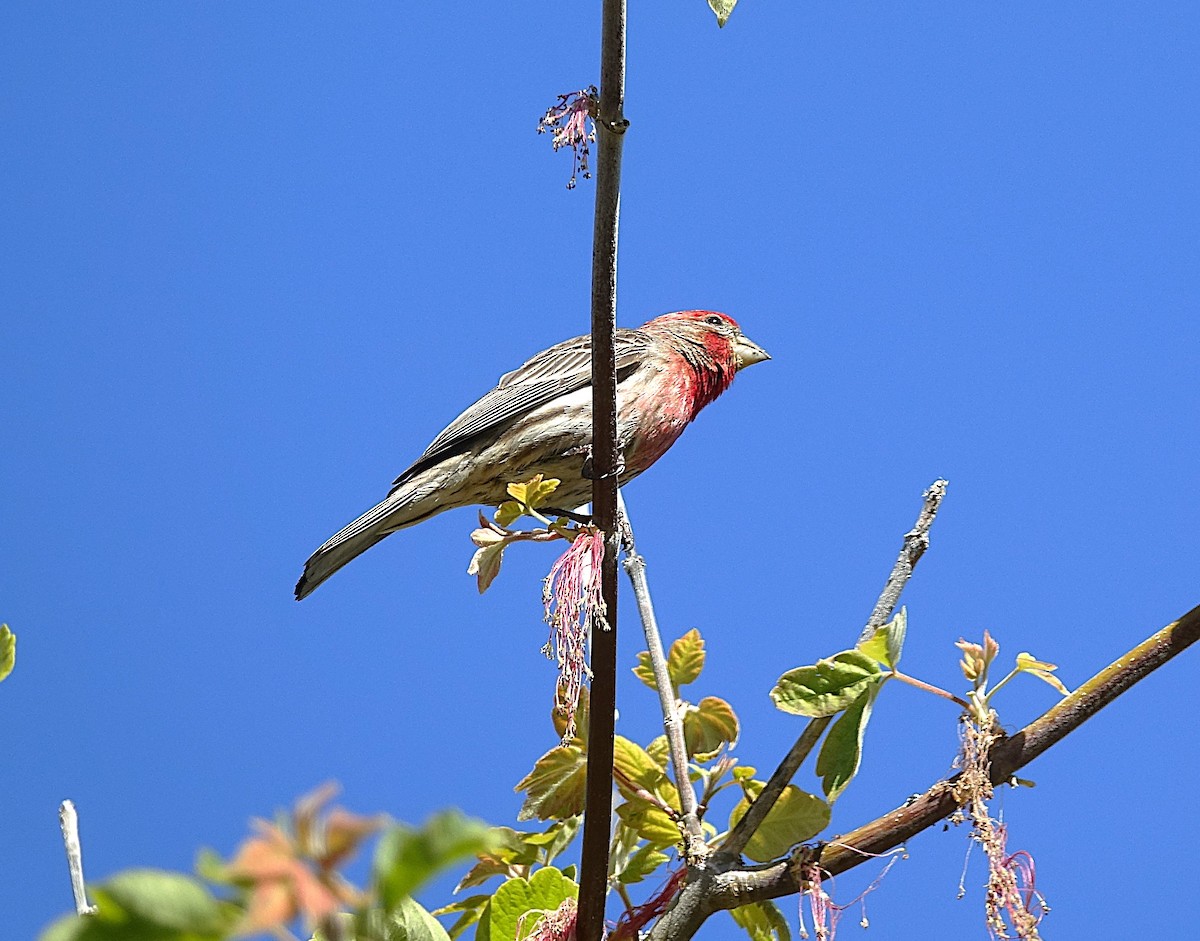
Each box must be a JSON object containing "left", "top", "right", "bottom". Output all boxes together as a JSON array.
[
  {"left": 857, "top": 609, "right": 907, "bottom": 669},
  {"left": 728, "top": 899, "right": 792, "bottom": 941},
  {"left": 614, "top": 801, "right": 680, "bottom": 849},
  {"left": 431, "top": 895, "right": 491, "bottom": 940},
  {"left": 100, "top": 870, "right": 227, "bottom": 935},
  {"left": 632, "top": 652, "right": 658, "bottom": 689},
  {"left": 855, "top": 626, "right": 890, "bottom": 667},
  {"left": 514, "top": 744, "right": 587, "bottom": 821},
  {"left": 707, "top": 0, "right": 738, "bottom": 28},
  {"left": 494, "top": 502, "right": 523, "bottom": 527},
  {"left": 728, "top": 786, "right": 830, "bottom": 862},
  {"left": 505, "top": 475, "right": 561, "bottom": 513},
  {"left": 39, "top": 869, "right": 232, "bottom": 941},
  {"left": 816, "top": 686, "right": 878, "bottom": 802},
  {"left": 668, "top": 629, "right": 706, "bottom": 686},
  {"left": 613, "top": 736, "right": 679, "bottom": 808},
  {"left": 683, "top": 696, "right": 739, "bottom": 759},
  {"left": 467, "top": 542, "right": 507, "bottom": 593},
  {"left": 520, "top": 816, "right": 581, "bottom": 866},
  {"left": 374, "top": 811, "right": 500, "bottom": 912},
  {"left": 1015, "top": 651, "right": 1070, "bottom": 696},
  {"left": 0, "top": 625, "right": 14, "bottom": 682},
  {"left": 885, "top": 607, "right": 908, "bottom": 669},
  {"left": 645, "top": 735, "right": 671, "bottom": 769},
  {"left": 485, "top": 867, "right": 577, "bottom": 941},
  {"left": 384, "top": 897, "right": 454, "bottom": 941},
  {"left": 617, "top": 844, "right": 670, "bottom": 885},
  {"left": 770, "top": 651, "right": 882, "bottom": 717}
]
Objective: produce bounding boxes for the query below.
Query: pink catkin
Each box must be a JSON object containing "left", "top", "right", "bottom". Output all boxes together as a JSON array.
[
  {"left": 543, "top": 530, "right": 606, "bottom": 740},
  {"left": 520, "top": 898, "right": 578, "bottom": 941},
  {"left": 611, "top": 866, "right": 686, "bottom": 940},
  {"left": 537, "top": 88, "right": 597, "bottom": 189}
]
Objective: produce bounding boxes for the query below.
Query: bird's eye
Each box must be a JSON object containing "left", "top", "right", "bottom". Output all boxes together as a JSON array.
[{"left": 704, "top": 315, "right": 723, "bottom": 326}]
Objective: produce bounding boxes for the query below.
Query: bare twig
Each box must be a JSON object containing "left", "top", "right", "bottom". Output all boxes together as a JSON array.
[
  {"left": 721, "top": 479, "right": 950, "bottom": 861},
  {"left": 858, "top": 478, "right": 948, "bottom": 645},
  {"left": 576, "top": 0, "right": 628, "bottom": 937},
  {"left": 618, "top": 491, "right": 707, "bottom": 859},
  {"left": 649, "top": 601, "right": 1200, "bottom": 940},
  {"left": 59, "top": 800, "right": 97, "bottom": 916}
]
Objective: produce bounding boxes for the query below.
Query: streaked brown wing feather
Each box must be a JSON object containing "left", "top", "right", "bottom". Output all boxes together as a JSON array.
[{"left": 390, "top": 327, "right": 650, "bottom": 491}]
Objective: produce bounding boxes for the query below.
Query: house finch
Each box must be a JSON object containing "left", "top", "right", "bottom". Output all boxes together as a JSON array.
[{"left": 295, "top": 310, "right": 769, "bottom": 599}]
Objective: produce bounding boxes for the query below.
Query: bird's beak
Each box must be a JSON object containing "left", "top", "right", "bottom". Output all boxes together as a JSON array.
[{"left": 733, "top": 333, "right": 771, "bottom": 369}]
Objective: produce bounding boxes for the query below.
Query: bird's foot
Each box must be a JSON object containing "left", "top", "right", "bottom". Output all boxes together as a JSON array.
[
  {"left": 580, "top": 452, "right": 626, "bottom": 481},
  {"left": 544, "top": 507, "right": 594, "bottom": 526}
]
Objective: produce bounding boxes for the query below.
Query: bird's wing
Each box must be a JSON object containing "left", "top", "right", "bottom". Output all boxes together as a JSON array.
[{"left": 390, "top": 328, "right": 651, "bottom": 491}]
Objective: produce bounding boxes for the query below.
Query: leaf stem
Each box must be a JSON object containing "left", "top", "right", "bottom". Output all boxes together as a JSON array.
[
  {"left": 984, "top": 667, "right": 1020, "bottom": 704},
  {"left": 889, "top": 670, "right": 971, "bottom": 709}
]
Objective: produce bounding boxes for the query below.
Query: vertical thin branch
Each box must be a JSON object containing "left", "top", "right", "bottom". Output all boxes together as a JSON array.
[
  {"left": 721, "top": 479, "right": 950, "bottom": 861},
  {"left": 59, "top": 800, "right": 97, "bottom": 916},
  {"left": 617, "top": 491, "right": 707, "bottom": 858},
  {"left": 577, "top": 0, "right": 628, "bottom": 938}
]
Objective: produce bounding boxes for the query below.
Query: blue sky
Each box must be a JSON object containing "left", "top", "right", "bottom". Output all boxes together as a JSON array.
[{"left": 3, "top": 2, "right": 1198, "bottom": 938}]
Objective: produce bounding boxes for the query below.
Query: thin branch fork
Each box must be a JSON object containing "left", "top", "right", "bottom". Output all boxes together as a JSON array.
[
  {"left": 650, "top": 601, "right": 1200, "bottom": 939},
  {"left": 722, "top": 479, "right": 950, "bottom": 861}
]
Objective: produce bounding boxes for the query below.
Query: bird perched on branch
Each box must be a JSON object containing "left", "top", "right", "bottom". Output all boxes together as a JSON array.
[{"left": 295, "top": 310, "right": 770, "bottom": 599}]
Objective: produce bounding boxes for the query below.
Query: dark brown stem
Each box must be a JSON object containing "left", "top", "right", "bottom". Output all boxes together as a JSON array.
[
  {"left": 650, "top": 601, "right": 1200, "bottom": 940},
  {"left": 576, "top": 0, "right": 627, "bottom": 938}
]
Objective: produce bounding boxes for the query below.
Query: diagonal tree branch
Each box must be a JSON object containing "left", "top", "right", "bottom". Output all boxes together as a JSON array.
[
  {"left": 721, "top": 479, "right": 950, "bottom": 860},
  {"left": 577, "top": 0, "right": 628, "bottom": 937},
  {"left": 649, "top": 601, "right": 1200, "bottom": 940}
]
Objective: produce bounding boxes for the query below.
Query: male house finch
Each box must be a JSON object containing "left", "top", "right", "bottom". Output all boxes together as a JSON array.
[{"left": 295, "top": 310, "right": 769, "bottom": 599}]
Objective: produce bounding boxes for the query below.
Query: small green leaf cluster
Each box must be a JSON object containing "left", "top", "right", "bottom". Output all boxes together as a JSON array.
[
  {"left": 957, "top": 630, "right": 1070, "bottom": 723},
  {"left": 771, "top": 610, "right": 909, "bottom": 801},
  {"left": 467, "top": 476, "right": 583, "bottom": 593}
]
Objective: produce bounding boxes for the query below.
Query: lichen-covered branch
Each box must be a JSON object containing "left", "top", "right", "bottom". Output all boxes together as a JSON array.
[{"left": 858, "top": 478, "right": 948, "bottom": 645}]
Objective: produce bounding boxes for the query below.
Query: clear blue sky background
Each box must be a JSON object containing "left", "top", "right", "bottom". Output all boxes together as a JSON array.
[{"left": 3, "top": 2, "right": 1198, "bottom": 938}]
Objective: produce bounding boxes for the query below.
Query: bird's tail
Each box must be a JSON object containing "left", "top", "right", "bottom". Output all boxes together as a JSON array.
[{"left": 294, "top": 489, "right": 439, "bottom": 600}]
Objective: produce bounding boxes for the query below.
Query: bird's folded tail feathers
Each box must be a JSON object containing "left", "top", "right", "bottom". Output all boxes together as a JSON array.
[{"left": 294, "top": 489, "right": 437, "bottom": 599}]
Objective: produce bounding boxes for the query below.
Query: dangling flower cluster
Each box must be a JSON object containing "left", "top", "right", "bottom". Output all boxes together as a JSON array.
[
  {"left": 536, "top": 86, "right": 598, "bottom": 189},
  {"left": 542, "top": 528, "right": 606, "bottom": 740},
  {"left": 518, "top": 897, "right": 578, "bottom": 941},
  {"left": 954, "top": 711, "right": 1047, "bottom": 939},
  {"left": 610, "top": 866, "right": 687, "bottom": 940},
  {"left": 797, "top": 862, "right": 837, "bottom": 941}
]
